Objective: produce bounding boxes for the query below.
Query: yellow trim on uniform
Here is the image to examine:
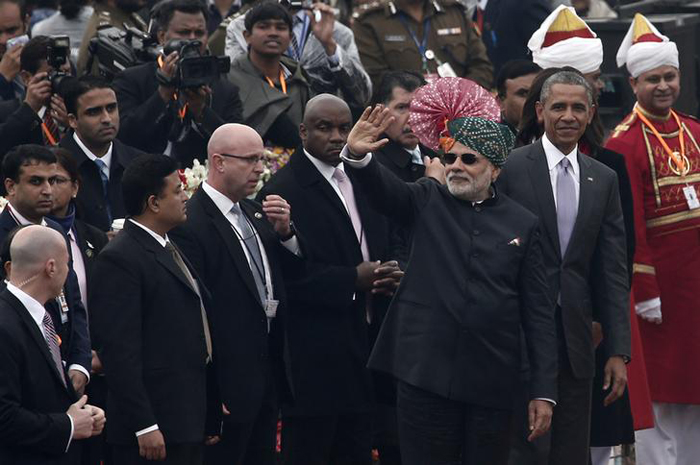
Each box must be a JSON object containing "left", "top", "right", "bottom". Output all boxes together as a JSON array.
[
  {"left": 633, "top": 263, "right": 656, "bottom": 275},
  {"left": 656, "top": 173, "right": 700, "bottom": 187},
  {"left": 646, "top": 207, "right": 700, "bottom": 228}
]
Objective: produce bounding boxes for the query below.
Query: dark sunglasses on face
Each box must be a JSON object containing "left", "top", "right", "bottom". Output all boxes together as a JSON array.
[{"left": 441, "top": 152, "right": 478, "bottom": 166}]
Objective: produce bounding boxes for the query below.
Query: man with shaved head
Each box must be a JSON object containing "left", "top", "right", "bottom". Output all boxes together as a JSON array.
[
  {"left": 258, "top": 94, "right": 401, "bottom": 465},
  {"left": 0, "top": 225, "right": 106, "bottom": 464},
  {"left": 171, "top": 123, "right": 301, "bottom": 465}
]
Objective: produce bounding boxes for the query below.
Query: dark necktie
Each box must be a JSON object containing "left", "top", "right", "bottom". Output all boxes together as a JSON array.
[
  {"left": 231, "top": 204, "right": 267, "bottom": 305},
  {"left": 42, "top": 312, "right": 67, "bottom": 387},
  {"left": 165, "top": 241, "right": 213, "bottom": 362},
  {"left": 94, "top": 159, "right": 112, "bottom": 225}
]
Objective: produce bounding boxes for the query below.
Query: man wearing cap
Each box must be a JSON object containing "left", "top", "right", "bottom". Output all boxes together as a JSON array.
[
  {"left": 528, "top": 5, "right": 605, "bottom": 93},
  {"left": 605, "top": 13, "right": 700, "bottom": 464},
  {"left": 341, "top": 106, "right": 558, "bottom": 465}
]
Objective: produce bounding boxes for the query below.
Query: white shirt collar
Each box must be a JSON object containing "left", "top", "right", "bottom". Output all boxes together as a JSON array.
[
  {"left": 8, "top": 202, "right": 47, "bottom": 226},
  {"left": 201, "top": 181, "right": 236, "bottom": 217},
  {"left": 38, "top": 106, "right": 47, "bottom": 119},
  {"left": 542, "top": 133, "right": 579, "bottom": 175},
  {"left": 128, "top": 218, "right": 168, "bottom": 247},
  {"left": 303, "top": 149, "right": 345, "bottom": 182},
  {"left": 72, "top": 132, "right": 114, "bottom": 173},
  {"left": 6, "top": 282, "right": 47, "bottom": 331}
]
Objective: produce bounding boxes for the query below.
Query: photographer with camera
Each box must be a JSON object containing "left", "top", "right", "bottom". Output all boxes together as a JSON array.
[
  {"left": 0, "top": 0, "right": 29, "bottom": 101},
  {"left": 0, "top": 35, "right": 71, "bottom": 163},
  {"left": 113, "top": 0, "right": 243, "bottom": 168}
]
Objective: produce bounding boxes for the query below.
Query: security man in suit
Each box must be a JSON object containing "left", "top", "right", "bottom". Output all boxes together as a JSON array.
[
  {"left": 497, "top": 70, "right": 631, "bottom": 465},
  {"left": 352, "top": 0, "right": 493, "bottom": 90}
]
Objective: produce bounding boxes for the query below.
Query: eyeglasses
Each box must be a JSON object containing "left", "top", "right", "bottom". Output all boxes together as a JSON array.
[
  {"left": 441, "top": 152, "right": 478, "bottom": 165},
  {"left": 218, "top": 153, "right": 266, "bottom": 164}
]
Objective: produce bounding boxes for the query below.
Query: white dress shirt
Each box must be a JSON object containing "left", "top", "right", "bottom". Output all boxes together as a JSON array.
[
  {"left": 303, "top": 149, "right": 354, "bottom": 214},
  {"left": 73, "top": 132, "right": 113, "bottom": 180},
  {"left": 542, "top": 133, "right": 580, "bottom": 209},
  {"left": 67, "top": 228, "right": 88, "bottom": 310},
  {"left": 6, "top": 282, "right": 74, "bottom": 452}
]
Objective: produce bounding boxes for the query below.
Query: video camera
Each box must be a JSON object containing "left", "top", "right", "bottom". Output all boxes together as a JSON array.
[
  {"left": 85, "top": 24, "right": 162, "bottom": 80},
  {"left": 160, "top": 39, "right": 230, "bottom": 89},
  {"left": 47, "top": 35, "right": 70, "bottom": 93}
]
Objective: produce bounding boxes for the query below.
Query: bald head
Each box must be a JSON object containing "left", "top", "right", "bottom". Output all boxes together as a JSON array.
[
  {"left": 303, "top": 94, "right": 350, "bottom": 126},
  {"left": 10, "top": 226, "right": 67, "bottom": 277},
  {"left": 208, "top": 123, "right": 264, "bottom": 160}
]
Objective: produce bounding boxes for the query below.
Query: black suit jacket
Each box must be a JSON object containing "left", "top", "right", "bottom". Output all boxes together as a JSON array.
[
  {"left": 170, "top": 189, "right": 302, "bottom": 422},
  {"left": 258, "top": 150, "right": 392, "bottom": 416},
  {"left": 372, "top": 141, "right": 437, "bottom": 182},
  {"left": 113, "top": 61, "right": 243, "bottom": 168},
  {"left": 497, "top": 140, "right": 631, "bottom": 379},
  {"left": 0, "top": 208, "right": 92, "bottom": 374},
  {"left": 89, "top": 220, "right": 211, "bottom": 444},
  {"left": 0, "top": 290, "right": 79, "bottom": 465},
  {"left": 0, "top": 99, "right": 44, "bottom": 180},
  {"left": 59, "top": 132, "right": 142, "bottom": 231},
  {"left": 348, "top": 158, "right": 557, "bottom": 407},
  {"left": 74, "top": 218, "right": 110, "bottom": 280}
]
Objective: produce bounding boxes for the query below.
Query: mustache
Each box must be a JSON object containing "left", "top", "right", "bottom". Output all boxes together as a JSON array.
[{"left": 447, "top": 172, "right": 471, "bottom": 183}]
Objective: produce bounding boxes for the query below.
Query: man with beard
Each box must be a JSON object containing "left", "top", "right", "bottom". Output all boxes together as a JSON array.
[
  {"left": 76, "top": 0, "right": 148, "bottom": 75},
  {"left": 59, "top": 76, "right": 142, "bottom": 232},
  {"left": 340, "top": 108, "right": 557, "bottom": 465},
  {"left": 605, "top": 14, "right": 700, "bottom": 464}
]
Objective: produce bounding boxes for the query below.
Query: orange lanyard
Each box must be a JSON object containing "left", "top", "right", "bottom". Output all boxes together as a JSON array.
[
  {"left": 41, "top": 122, "right": 57, "bottom": 146},
  {"left": 634, "top": 107, "right": 686, "bottom": 175},
  {"left": 265, "top": 70, "right": 287, "bottom": 94}
]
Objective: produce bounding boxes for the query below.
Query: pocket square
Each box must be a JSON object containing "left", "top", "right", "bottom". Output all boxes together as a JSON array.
[{"left": 507, "top": 237, "right": 521, "bottom": 247}]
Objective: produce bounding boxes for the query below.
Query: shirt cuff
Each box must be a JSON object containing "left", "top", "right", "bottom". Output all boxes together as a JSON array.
[
  {"left": 65, "top": 413, "right": 74, "bottom": 452},
  {"left": 534, "top": 397, "right": 557, "bottom": 406},
  {"left": 136, "top": 424, "right": 159, "bottom": 437},
  {"left": 281, "top": 235, "right": 302, "bottom": 257},
  {"left": 327, "top": 48, "right": 342, "bottom": 71},
  {"left": 68, "top": 364, "right": 91, "bottom": 383},
  {"left": 340, "top": 146, "right": 372, "bottom": 168}
]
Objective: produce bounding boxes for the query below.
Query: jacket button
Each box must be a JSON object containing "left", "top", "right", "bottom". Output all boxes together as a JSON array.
[
  {"left": 474, "top": 206, "right": 481, "bottom": 212},
  {"left": 473, "top": 230, "right": 480, "bottom": 236}
]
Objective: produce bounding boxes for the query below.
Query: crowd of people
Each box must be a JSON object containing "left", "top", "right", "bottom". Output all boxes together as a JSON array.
[{"left": 0, "top": 0, "right": 696, "bottom": 464}]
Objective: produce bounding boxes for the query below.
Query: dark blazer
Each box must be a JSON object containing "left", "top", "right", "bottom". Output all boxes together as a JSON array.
[
  {"left": 74, "top": 218, "right": 110, "bottom": 278},
  {"left": 372, "top": 140, "right": 437, "bottom": 183},
  {"left": 258, "top": 149, "right": 392, "bottom": 416},
  {"left": 348, "top": 158, "right": 557, "bottom": 407},
  {"left": 0, "top": 99, "right": 44, "bottom": 175},
  {"left": 170, "top": 188, "right": 301, "bottom": 422},
  {"left": 497, "top": 140, "right": 631, "bottom": 379},
  {"left": 89, "top": 220, "right": 211, "bottom": 445},
  {"left": 0, "top": 208, "right": 92, "bottom": 374},
  {"left": 113, "top": 61, "right": 244, "bottom": 168},
  {"left": 0, "top": 290, "right": 80, "bottom": 465},
  {"left": 59, "top": 132, "right": 142, "bottom": 232}
]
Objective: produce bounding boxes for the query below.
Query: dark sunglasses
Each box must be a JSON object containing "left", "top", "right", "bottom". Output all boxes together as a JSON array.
[{"left": 441, "top": 152, "right": 477, "bottom": 165}]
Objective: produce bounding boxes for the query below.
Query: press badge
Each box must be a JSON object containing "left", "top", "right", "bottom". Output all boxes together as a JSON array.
[
  {"left": 265, "top": 299, "right": 279, "bottom": 319},
  {"left": 683, "top": 185, "right": 700, "bottom": 210},
  {"left": 437, "top": 62, "right": 457, "bottom": 78},
  {"left": 57, "top": 291, "right": 69, "bottom": 324}
]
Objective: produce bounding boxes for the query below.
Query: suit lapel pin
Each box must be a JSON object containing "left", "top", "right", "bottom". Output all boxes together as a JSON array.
[
  {"left": 587, "top": 177, "right": 594, "bottom": 182},
  {"left": 254, "top": 212, "right": 263, "bottom": 219},
  {"left": 508, "top": 237, "right": 521, "bottom": 246},
  {"left": 86, "top": 249, "right": 94, "bottom": 258},
  {"left": 86, "top": 240, "right": 94, "bottom": 249}
]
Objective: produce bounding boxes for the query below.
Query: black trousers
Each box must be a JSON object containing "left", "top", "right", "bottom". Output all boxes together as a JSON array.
[
  {"left": 112, "top": 443, "right": 203, "bottom": 465},
  {"left": 397, "top": 381, "right": 512, "bottom": 465},
  {"left": 282, "top": 412, "right": 373, "bottom": 465},
  {"left": 205, "top": 361, "right": 278, "bottom": 465}
]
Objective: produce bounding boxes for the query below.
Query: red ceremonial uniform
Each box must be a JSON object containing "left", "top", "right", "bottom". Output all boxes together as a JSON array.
[{"left": 606, "top": 103, "right": 700, "bottom": 405}]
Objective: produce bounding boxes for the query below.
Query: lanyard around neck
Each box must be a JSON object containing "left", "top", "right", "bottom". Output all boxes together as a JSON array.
[
  {"left": 265, "top": 70, "right": 287, "bottom": 94},
  {"left": 634, "top": 107, "right": 687, "bottom": 176}
]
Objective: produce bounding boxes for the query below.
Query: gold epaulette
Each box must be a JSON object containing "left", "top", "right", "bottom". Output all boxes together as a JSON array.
[
  {"left": 352, "top": 1, "right": 386, "bottom": 19},
  {"left": 611, "top": 112, "right": 638, "bottom": 138}
]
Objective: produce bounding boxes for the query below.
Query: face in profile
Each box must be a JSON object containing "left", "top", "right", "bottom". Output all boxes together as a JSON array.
[{"left": 153, "top": 171, "right": 189, "bottom": 227}]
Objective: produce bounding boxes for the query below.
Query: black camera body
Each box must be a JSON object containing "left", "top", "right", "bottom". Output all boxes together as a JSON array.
[
  {"left": 86, "top": 25, "right": 162, "bottom": 80},
  {"left": 47, "top": 35, "right": 70, "bottom": 93},
  {"left": 162, "top": 39, "right": 230, "bottom": 89}
]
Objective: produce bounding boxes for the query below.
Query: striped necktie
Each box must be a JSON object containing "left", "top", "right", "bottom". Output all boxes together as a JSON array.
[{"left": 42, "top": 312, "right": 67, "bottom": 387}]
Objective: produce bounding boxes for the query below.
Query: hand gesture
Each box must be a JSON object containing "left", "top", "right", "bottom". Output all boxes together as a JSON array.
[
  {"left": 309, "top": 3, "right": 336, "bottom": 54},
  {"left": 138, "top": 429, "right": 166, "bottom": 461},
  {"left": 424, "top": 156, "right": 445, "bottom": 184},
  {"left": 50, "top": 94, "right": 69, "bottom": 128},
  {"left": 527, "top": 399, "right": 553, "bottom": 442},
  {"left": 87, "top": 404, "right": 106, "bottom": 436},
  {"left": 346, "top": 105, "right": 394, "bottom": 157},
  {"left": 0, "top": 43, "right": 22, "bottom": 81},
  {"left": 23, "top": 72, "right": 52, "bottom": 113},
  {"left": 66, "top": 395, "right": 95, "bottom": 440},
  {"left": 603, "top": 355, "right": 628, "bottom": 406},
  {"left": 356, "top": 260, "right": 381, "bottom": 291},
  {"left": 372, "top": 260, "right": 403, "bottom": 296},
  {"left": 68, "top": 369, "right": 88, "bottom": 396},
  {"left": 262, "top": 195, "right": 293, "bottom": 238},
  {"left": 157, "top": 51, "right": 179, "bottom": 102},
  {"left": 182, "top": 85, "right": 211, "bottom": 121}
]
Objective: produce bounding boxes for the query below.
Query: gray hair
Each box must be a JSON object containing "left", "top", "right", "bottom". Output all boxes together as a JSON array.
[{"left": 540, "top": 71, "right": 594, "bottom": 107}]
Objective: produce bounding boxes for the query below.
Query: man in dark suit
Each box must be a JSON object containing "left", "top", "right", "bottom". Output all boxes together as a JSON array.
[
  {"left": 59, "top": 76, "right": 142, "bottom": 232},
  {"left": 0, "top": 35, "right": 72, "bottom": 163},
  {"left": 342, "top": 108, "right": 557, "bottom": 465},
  {"left": 258, "top": 94, "right": 402, "bottom": 465},
  {"left": 112, "top": 0, "right": 243, "bottom": 168},
  {"left": 0, "top": 225, "right": 105, "bottom": 464},
  {"left": 496, "top": 70, "right": 631, "bottom": 465},
  {"left": 89, "top": 154, "right": 214, "bottom": 465},
  {"left": 171, "top": 123, "right": 301, "bottom": 465},
  {"left": 0, "top": 144, "right": 92, "bottom": 395}
]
